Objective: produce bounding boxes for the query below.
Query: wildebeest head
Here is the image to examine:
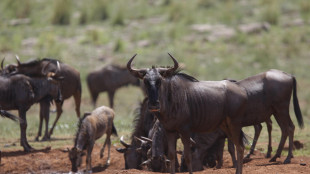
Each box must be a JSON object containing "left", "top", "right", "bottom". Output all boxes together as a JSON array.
[
  {"left": 116, "top": 136, "right": 151, "bottom": 169},
  {"left": 68, "top": 147, "right": 83, "bottom": 172},
  {"left": 127, "top": 53, "right": 178, "bottom": 112}
]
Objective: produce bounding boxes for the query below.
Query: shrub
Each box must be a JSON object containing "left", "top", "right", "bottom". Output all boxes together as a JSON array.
[{"left": 51, "top": 0, "right": 72, "bottom": 25}]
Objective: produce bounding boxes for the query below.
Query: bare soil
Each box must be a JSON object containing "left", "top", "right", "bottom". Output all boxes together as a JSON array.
[{"left": 1, "top": 144, "right": 309, "bottom": 174}]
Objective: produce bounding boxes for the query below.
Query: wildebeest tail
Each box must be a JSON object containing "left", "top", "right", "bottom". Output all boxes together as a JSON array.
[
  {"left": 0, "top": 110, "right": 22, "bottom": 123},
  {"left": 292, "top": 77, "right": 304, "bottom": 128},
  {"left": 112, "top": 122, "right": 118, "bottom": 136},
  {"left": 240, "top": 130, "right": 250, "bottom": 147}
]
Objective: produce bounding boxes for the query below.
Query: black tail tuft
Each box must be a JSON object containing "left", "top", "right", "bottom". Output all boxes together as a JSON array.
[
  {"left": 0, "top": 110, "right": 22, "bottom": 123},
  {"left": 240, "top": 130, "right": 250, "bottom": 147},
  {"left": 292, "top": 77, "right": 304, "bottom": 128},
  {"left": 112, "top": 122, "right": 118, "bottom": 137}
]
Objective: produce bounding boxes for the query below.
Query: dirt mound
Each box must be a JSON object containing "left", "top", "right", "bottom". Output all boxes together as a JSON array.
[{"left": 1, "top": 144, "right": 309, "bottom": 174}]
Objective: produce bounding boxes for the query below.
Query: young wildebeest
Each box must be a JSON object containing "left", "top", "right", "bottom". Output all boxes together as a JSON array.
[
  {"left": 127, "top": 54, "right": 249, "bottom": 174},
  {"left": 68, "top": 106, "right": 118, "bottom": 173},
  {"left": 116, "top": 97, "right": 156, "bottom": 169},
  {"left": 180, "top": 129, "right": 237, "bottom": 172},
  {"left": 87, "top": 64, "right": 140, "bottom": 108},
  {"left": 0, "top": 64, "right": 62, "bottom": 151},
  {"left": 9, "top": 56, "right": 81, "bottom": 140}
]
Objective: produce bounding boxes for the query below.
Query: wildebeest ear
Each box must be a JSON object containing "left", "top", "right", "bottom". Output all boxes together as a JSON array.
[{"left": 116, "top": 148, "right": 127, "bottom": 153}]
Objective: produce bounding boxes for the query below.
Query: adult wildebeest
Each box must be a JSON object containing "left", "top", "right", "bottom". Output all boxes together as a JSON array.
[
  {"left": 87, "top": 64, "right": 140, "bottom": 108},
  {"left": 116, "top": 97, "right": 156, "bottom": 169},
  {"left": 180, "top": 129, "right": 237, "bottom": 172},
  {"left": 9, "top": 56, "right": 81, "bottom": 140},
  {"left": 0, "top": 63, "right": 62, "bottom": 151},
  {"left": 127, "top": 54, "right": 249, "bottom": 174},
  {"left": 68, "top": 106, "right": 118, "bottom": 173},
  {"left": 229, "top": 69, "right": 303, "bottom": 164}
]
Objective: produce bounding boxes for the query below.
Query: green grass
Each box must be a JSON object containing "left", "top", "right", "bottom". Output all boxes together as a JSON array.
[{"left": 0, "top": 0, "right": 309, "bottom": 157}]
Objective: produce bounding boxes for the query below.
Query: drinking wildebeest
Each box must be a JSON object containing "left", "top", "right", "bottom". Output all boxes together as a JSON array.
[
  {"left": 68, "top": 106, "right": 118, "bottom": 173},
  {"left": 127, "top": 54, "right": 249, "bottom": 174},
  {"left": 116, "top": 97, "right": 156, "bottom": 169},
  {"left": 0, "top": 63, "right": 62, "bottom": 152},
  {"left": 9, "top": 56, "right": 81, "bottom": 140},
  {"left": 87, "top": 64, "right": 140, "bottom": 108},
  {"left": 227, "top": 69, "right": 303, "bottom": 164},
  {"left": 180, "top": 129, "right": 237, "bottom": 172},
  {"left": 139, "top": 119, "right": 180, "bottom": 173}
]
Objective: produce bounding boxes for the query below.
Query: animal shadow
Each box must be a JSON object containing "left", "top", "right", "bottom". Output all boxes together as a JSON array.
[
  {"left": 1, "top": 146, "right": 51, "bottom": 158},
  {"left": 91, "top": 164, "right": 109, "bottom": 173}
]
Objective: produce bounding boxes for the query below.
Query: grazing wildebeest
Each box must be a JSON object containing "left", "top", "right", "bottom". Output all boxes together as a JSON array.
[
  {"left": 140, "top": 119, "right": 180, "bottom": 173},
  {"left": 10, "top": 56, "right": 81, "bottom": 140},
  {"left": 87, "top": 64, "right": 140, "bottom": 108},
  {"left": 68, "top": 106, "right": 118, "bottom": 173},
  {"left": 0, "top": 66, "right": 62, "bottom": 151},
  {"left": 180, "top": 129, "right": 237, "bottom": 172},
  {"left": 127, "top": 54, "right": 249, "bottom": 174},
  {"left": 116, "top": 97, "right": 156, "bottom": 169}
]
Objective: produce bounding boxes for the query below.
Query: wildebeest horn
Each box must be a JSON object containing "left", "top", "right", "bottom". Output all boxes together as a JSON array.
[
  {"left": 127, "top": 54, "right": 147, "bottom": 79},
  {"left": 140, "top": 159, "right": 151, "bottom": 166},
  {"left": 158, "top": 53, "right": 179, "bottom": 77},
  {"left": 15, "top": 55, "right": 21, "bottom": 65},
  {"left": 134, "top": 136, "right": 146, "bottom": 144},
  {"left": 56, "top": 61, "right": 61, "bottom": 72},
  {"left": 120, "top": 136, "right": 130, "bottom": 148},
  {"left": 190, "top": 138, "right": 196, "bottom": 146},
  {"left": 140, "top": 136, "right": 152, "bottom": 143},
  {"left": 1, "top": 57, "right": 4, "bottom": 69}
]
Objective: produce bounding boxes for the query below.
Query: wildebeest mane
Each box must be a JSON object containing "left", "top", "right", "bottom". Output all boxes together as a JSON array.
[
  {"left": 74, "top": 112, "right": 91, "bottom": 147},
  {"left": 21, "top": 58, "right": 61, "bottom": 67}
]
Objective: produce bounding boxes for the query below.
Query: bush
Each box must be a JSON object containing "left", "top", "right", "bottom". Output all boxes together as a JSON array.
[{"left": 51, "top": 0, "right": 72, "bottom": 25}]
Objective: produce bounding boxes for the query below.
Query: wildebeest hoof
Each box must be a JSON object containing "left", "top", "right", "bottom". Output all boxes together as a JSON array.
[
  {"left": 269, "top": 157, "right": 277, "bottom": 162},
  {"left": 284, "top": 158, "right": 291, "bottom": 164},
  {"left": 245, "top": 154, "right": 251, "bottom": 159},
  {"left": 265, "top": 153, "right": 271, "bottom": 158}
]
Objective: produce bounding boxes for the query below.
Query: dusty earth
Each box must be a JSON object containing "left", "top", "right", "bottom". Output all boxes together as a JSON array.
[{"left": 0, "top": 144, "right": 309, "bottom": 174}]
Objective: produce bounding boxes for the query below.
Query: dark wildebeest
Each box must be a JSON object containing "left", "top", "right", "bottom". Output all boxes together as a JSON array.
[
  {"left": 139, "top": 119, "right": 180, "bottom": 173},
  {"left": 68, "top": 106, "right": 118, "bottom": 173},
  {"left": 116, "top": 97, "right": 156, "bottom": 169},
  {"left": 127, "top": 54, "right": 249, "bottom": 174},
  {"left": 227, "top": 69, "right": 303, "bottom": 164},
  {"left": 180, "top": 129, "right": 237, "bottom": 172},
  {"left": 87, "top": 64, "right": 140, "bottom": 108},
  {"left": 10, "top": 56, "right": 81, "bottom": 140},
  {"left": 225, "top": 79, "right": 273, "bottom": 159},
  {"left": 0, "top": 63, "right": 62, "bottom": 151}
]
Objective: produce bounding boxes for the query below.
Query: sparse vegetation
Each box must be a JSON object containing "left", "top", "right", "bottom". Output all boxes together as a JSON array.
[{"left": 0, "top": 0, "right": 309, "bottom": 158}]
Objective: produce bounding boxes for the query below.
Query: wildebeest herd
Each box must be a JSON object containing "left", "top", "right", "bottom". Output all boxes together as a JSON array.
[{"left": 0, "top": 54, "right": 304, "bottom": 174}]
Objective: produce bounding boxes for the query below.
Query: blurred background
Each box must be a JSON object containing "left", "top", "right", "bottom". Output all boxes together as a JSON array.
[{"left": 0, "top": 0, "right": 309, "bottom": 155}]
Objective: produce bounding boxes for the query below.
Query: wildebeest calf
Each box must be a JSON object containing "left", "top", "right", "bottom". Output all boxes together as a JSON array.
[{"left": 68, "top": 106, "right": 118, "bottom": 173}]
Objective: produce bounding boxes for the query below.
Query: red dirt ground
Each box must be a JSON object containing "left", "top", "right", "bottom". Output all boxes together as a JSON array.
[{"left": 0, "top": 144, "right": 309, "bottom": 174}]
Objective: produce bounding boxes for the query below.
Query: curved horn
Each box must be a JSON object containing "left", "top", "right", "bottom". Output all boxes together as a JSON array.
[
  {"left": 1, "top": 57, "right": 4, "bottom": 69},
  {"left": 134, "top": 136, "right": 146, "bottom": 144},
  {"left": 140, "top": 159, "right": 151, "bottom": 166},
  {"left": 167, "top": 53, "right": 179, "bottom": 72},
  {"left": 140, "top": 136, "right": 152, "bottom": 143},
  {"left": 15, "top": 55, "right": 21, "bottom": 65},
  {"left": 120, "top": 136, "right": 130, "bottom": 148},
  {"left": 56, "top": 61, "right": 61, "bottom": 73},
  {"left": 41, "top": 61, "right": 52, "bottom": 76},
  {"left": 158, "top": 53, "right": 179, "bottom": 77},
  {"left": 127, "top": 54, "right": 146, "bottom": 79}
]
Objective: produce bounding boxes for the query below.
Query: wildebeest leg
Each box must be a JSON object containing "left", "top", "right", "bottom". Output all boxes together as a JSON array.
[
  {"left": 180, "top": 131, "right": 192, "bottom": 174},
  {"left": 90, "top": 91, "right": 99, "bottom": 108},
  {"left": 108, "top": 91, "right": 115, "bottom": 108},
  {"left": 228, "top": 139, "right": 237, "bottom": 168},
  {"left": 166, "top": 131, "right": 177, "bottom": 174},
  {"left": 41, "top": 99, "right": 51, "bottom": 141},
  {"left": 100, "top": 134, "right": 111, "bottom": 165},
  {"left": 35, "top": 102, "right": 44, "bottom": 141},
  {"left": 73, "top": 91, "right": 81, "bottom": 118},
  {"left": 19, "top": 110, "right": 33, "bottom": 152},
  {"left": 265, "top": 118, "right": 273, "bottom": 158},
  {"left": 86, "top": 142, "right": 94, "bottom": 173},
  {"left": 245, "top": 124, "right": 262, "bottom": 159},
  {"left": 270, "top": 109, "right": 294, "bottom": 163},
  {"left": 216, "top": 138, "right": 225, "bottom": 169},
  {"left": 48, "top": 101, "right": 63, "bottom": 137}
]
